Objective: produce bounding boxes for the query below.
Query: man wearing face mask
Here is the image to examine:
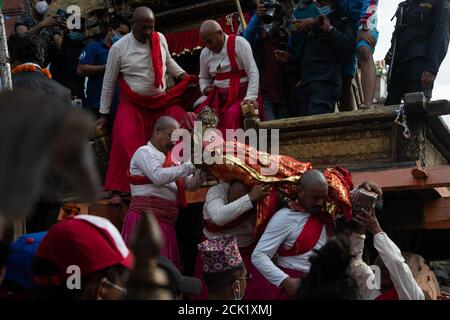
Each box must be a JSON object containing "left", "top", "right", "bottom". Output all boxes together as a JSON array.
[
  {"left": 244, "top": 0, "right": 290, "bottom": 120},
  {"left": 50, "top": 18, "right": 87, "bottom": 103},
  {"left": 78, "top": 16, "right": 131, "bottom": 121},
  {"left": 14, "top": 0, "right": 64, "bottom": 67}
]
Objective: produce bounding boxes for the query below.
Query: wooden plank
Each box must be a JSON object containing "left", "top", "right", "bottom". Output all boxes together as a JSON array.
[
  {"left": 425, "top": 100, "right": 450, "bottom": 117},
  {"left": 260, "top": 107, "right": 398, "bottom": 131},
  {"left": 352, "top": 165, "right": 450, "bottom": 191},
  {"left": 187, "top": 166, "right": 450, "bottom": 204},
  {"left": 424, "top": 197, "right": 450, "bottom": 223}
]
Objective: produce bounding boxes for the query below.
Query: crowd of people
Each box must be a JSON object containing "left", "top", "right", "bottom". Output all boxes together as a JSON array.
[{"left": 0, "top": 0, "right": 449, "bottom": 301}]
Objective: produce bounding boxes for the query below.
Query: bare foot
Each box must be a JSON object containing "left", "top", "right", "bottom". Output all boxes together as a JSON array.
[{"left": 109, "top": 193, "right": 122, "bottom": 205}]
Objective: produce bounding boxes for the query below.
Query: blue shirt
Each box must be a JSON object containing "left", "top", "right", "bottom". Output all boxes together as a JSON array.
[
  {"left": 339, "top": 0, "right": 378, "bottom": 30},
  {"left": 78, "top": 40, "right": 119, "bottom": 113}
]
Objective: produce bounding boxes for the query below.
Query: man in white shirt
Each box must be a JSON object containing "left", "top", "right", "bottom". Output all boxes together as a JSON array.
[
  {"left": 98, "top": 7, "right": 198, "bottom": 203},
  {"left": 252, "top": 169, "right": 330, "bottom": 299},
  {"left": 192, "top": 181, "right": 273, "bottom": 299},
  {"left": 196, "top": 20, "right": 261, "bottom": 135},
  {"left": 121, "top": 116, "right": 205, "bottom": 268},
  {"left": 349, "top": 209, "right": 425, "bottom": 300}
]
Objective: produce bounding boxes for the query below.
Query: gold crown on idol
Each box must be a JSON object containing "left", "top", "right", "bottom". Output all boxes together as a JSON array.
[{"left": 193, "top": 106, "right": 219, "bottom": 146}]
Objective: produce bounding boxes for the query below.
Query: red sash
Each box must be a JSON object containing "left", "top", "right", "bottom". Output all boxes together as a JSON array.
[
  {"left": 375, "top": 288, "right": 399, "bottom": 300},
  {"left": 118, "top": 74, "right": 200, "bottom": 111},
  {"left": 150, "top": 32, "right": 163, "bottom": 89},
  {"left": 216, "top": 34, "right": 247, "bottom": 111},
  {"left": 127, "top": 151, "right": 187, "bottom": 208},
  {"left": 129, "top": 195, "right": 179, "bottom": 226},
  {"left": 277, "top": 214, "right": 326, "bottom": 257}
]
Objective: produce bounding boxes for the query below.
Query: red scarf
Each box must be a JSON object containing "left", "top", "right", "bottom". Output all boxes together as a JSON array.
[
  {"left": 375, "top": 288, "right": 399, "bottom": 300},
  {"left": 277, "top": 202, "right": 329, "bottom": 257},
  {"left": 127, "top": 150, "right": 187, "bottom": 208},
  {"left": 213, "top": 34, "right": 247, "bottom": 111},
  {"left": 150, "top": 32, "right": 163, "bottom": 89},
  {"left": 118, "top": 74, "right": 200, "bottom": 111}
]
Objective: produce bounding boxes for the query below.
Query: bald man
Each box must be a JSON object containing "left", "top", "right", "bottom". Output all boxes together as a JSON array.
[
  {"left": 252, "top": 169, "right": 331, "bottom": 299},
  {"left": 122, "top": 116, "right": 205, "bottom": 267},
  {"left": 99, "top": 7, "right": 198, "bottom": 203},
  {"left": 196, "top": 20, "right": 261, "bottom": 135}
]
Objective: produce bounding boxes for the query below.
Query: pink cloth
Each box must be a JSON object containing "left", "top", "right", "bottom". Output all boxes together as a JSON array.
[
  {"left": 104, "top": 96, "right": 186, "bottom": 193},
  {"left": 190, "top": 243, "right": 272, "bottom": 300},
  {"left": 121, "top": 196, "right": 181, "bottom": 268}
]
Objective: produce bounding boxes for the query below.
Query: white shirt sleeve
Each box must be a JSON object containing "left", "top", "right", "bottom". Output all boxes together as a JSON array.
[
  {"left": 348, "top": 232, "right": 382, "bottom": 300},
  {"left": 100, "top": 43, "right": 121, "bottom": 114},
  {"left": 135, "top": 150, "right": 197, "bottom": 186},
  {"left": 236, "top": 36, "right": 259, "bottom": 101},
  {"left": 199, "top": 49, "right": 213, "bottom": 94},
  {"left": 204, "top": 184, "right": 254, "bottom": 226},
  {"left": 373, "top": 232, "right": 425, "bottom": 300},
  {"left": 184, "top": 169, "right": 206, "bottom": 191},
  {"left": 251, "top": 209, "right": 297, "bottom": 287},
  {"left": 160, "top": 33, "right": 185, "bottom": 79}
]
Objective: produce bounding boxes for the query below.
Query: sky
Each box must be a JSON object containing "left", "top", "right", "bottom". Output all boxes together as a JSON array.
[{"left": 375, "top": 0, "right": 450, "bottom": 125}]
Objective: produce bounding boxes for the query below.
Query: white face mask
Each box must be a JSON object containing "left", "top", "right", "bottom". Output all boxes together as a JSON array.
[
  {"left": 35, "top": 1, "right": 49, "bottom": 15},
  {"left": 233, "top": 280, "right": 243, "bottom": 300}
]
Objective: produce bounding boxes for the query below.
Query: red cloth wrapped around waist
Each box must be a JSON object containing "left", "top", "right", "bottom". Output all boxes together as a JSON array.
[
  {"left": 375, "top": 288, "right": 399, "bottom": 300},
  {"left": 129, "top": 195, "right": 179, "bottom": 226},
  {"left": 214, "top": 69, "right": 247, "bottom": 81},
  {"left": 118, "top": 74, "right": 200, "bottom": 111},
  {"left": 127, "top": 150, "right": 187, "bottom": 208}
]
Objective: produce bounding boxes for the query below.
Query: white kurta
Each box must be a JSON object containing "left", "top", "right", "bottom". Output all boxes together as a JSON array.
[
  {"left": 129, "top": 142, "right": 205, "bottom": 202},
  {"left": 349, "top": 232, "right": 425, "bottom": 300},
  {"left": 251, "top": 207, "right": 327, "bottom": 287},
  {"left": 100, "top": 32, "right": 185, "bottom": 114},
  {"left": 203, "top": 182, "right": 255, "bottom": 248},
  {"left": 199, "top": 34, "right": 259, "bottom": 101}
]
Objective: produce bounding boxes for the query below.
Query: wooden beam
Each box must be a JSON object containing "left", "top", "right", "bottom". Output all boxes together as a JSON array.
[
  {"left": 187, "top": 166, "right": 450, "bottom": 204},
  {"left": 424, "top": 197, "right": 450, "bottom": 223},
  {"left": 260, "top": 106, "right": 398, "bottom": 132},
  {"left": 425, "top": 100, "right": 450, "bottom": 117},
  {"left": 352, "top": 165, "right": 450, "bottom": 191}
]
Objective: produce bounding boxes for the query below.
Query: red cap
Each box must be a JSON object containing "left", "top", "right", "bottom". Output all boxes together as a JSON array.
[{"left": 34, "top": 215, "right": 133, "bottom": 286}]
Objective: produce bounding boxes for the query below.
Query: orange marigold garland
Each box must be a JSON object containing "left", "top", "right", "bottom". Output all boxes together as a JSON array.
[{"left": 11, "top": 64, "right": 52, "bottom": 79}]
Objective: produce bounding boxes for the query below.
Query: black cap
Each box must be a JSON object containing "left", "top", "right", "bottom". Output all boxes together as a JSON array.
[{"left": 156, "top": 256, "right": 202, "bottom": 295}]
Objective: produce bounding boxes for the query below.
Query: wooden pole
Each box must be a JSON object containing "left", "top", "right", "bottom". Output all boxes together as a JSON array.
[
  {"left": 0, "top": 6, "right": 12, "bottom": 91},
  {"left": 234, "top": 0, "right": 247, "bottom": 30}
]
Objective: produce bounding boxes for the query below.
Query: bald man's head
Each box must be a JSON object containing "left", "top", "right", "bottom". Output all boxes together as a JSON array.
[
  {"left": 132, "top": 7, "right": 155, "bottom": 44},
  {"left": 199, "top": 20, "right": 225, "bottom": 54},
  {"left": 151, "top": 116, "right": 180, "bottom": 154},
  {"left": 298, "top": 170, "right": 329, "bottom": 214}
]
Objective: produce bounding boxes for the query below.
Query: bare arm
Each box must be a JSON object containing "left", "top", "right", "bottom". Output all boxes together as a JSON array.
[{"left": 77, "top": 64, "right": 106, "bottom": 76}]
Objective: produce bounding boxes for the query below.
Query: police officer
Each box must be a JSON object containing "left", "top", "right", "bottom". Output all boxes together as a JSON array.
[{"left": 385, "top": 0, "right": 450, "bottom": 105}]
